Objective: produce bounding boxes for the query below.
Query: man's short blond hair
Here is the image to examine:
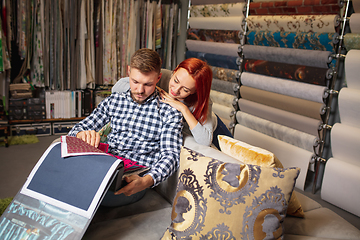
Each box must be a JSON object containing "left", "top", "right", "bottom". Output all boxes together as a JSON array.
[{"left": 130, "top": 48, "right": 162, "bottom": 74}]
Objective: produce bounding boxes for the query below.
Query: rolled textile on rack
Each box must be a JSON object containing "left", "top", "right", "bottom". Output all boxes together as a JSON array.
[
  {"left": 186, "top": 40, "right": 240, "bottom": 57},
  {"left": 236, "top": 111, "right": 318, "bottom": 152},
  {"left": 188, "top": 16, "right": 245, "bottom": 31},
  {"left": 187, "top": 28, "right": 241, "bottom": 43},
  {"left": 212, "top": 103, "right": 233, "bottom": 121},
  {"left": 240, "top": 72, "right": 328, "bottom": 103},
  {"left": 241, "top": 45, "right": 332, "bottom": 68},
  {"left": 186, "top": 51, "right": 239, "bottom": 70},
  {"left": 210, "top": 90, "right": 236, "bottom": 107},
  {"left": 211, "top": 79, "right": 238, "bottom": 95},
  {"left": 354, "top": 0, "right": 360, "bottom": 12},
  {"left": 240, "top": 86, "right": 325, "bottom": 120},
  {"left": 344, "top": 49, "right": 360, "bottom": 90},
  {"left": 331, "top": 123, "right": 360, "bottom": 166},
  {"left": 191, "top": 0, "right": 247, "bottom": 5},
  {"left": 246, "top": 31, "right": 336, "bottom": 52},
  {"left": 190, "top": 2, "right": 246, "bottom": 17},
  {"left": 349, "top": 13, "right": 360, "bottom": 33},
  {"left": 211, "top": 66, "right": 239, "bottom": 83},
  {"left": 238, "top": 98, "right": 321, "bottom": 136},
  {"left": 246, "top": 15, "right": 339, "bottom": 33},
  {"left": 338, "top": 88, "right": 360, "bottom": 128},
  {"left": 322, "top": 157, "right": 360, "bottom": 217},
  {"left": 343, "top": 33, "right": 360, "bottom": 50},
  {"left": 242, "top": 58, "right": 329, "bottom": 86},
  {"left": 233, "top": 124, "right": 313, "bottom": 190}
]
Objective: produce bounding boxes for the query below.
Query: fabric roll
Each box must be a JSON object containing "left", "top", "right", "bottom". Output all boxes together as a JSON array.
[
  {"left": 240, "top": 86, "right": 324, "bottom": 120},
  {"left": 242, "top": 59, "right": 329, "bottom": 86},
  {"left": 186, "top": 51, "right": 239, "bottom": 70},
  {"left": 233, "top": 124, "right": 313, "bottom": 190},
  {"left": 190, "top": 3, "right": 246, "bottom": 17},
  {"left": 349, "top": 13, "right": 360, "bottom": 33},
  {"left": 188, "top": 16, "right": 245, "bottom": 31},
  {"left": 354, "top": 0, "right": 360, "bottom": 12},
  {"left": 343, "top": 33, "right": 360, "bottom": 50},
  {"left": 344, "top": 50, "right": 360, "bottom": 90},
  {"left": 241, "top": 45, "right": 332, "bottom": 68},
  {"left": 246, "top": 15, "right": 339, "bottom": 33},
  {"left": 210, "top": 90, "right": 236, "bottom": 107},
  {"left": 338, "top": 88, "right": 360, "bottom": 128},
  {"left": 211, "top": 78, "right": 238, "bottom": 95},
  {"left": 191, "top": 0, "right": 247, "bottom": 5},
  {"left": 331, "top": 123, "right": 360, "bottom": 166},
  {"left": 240, "top": 72, "right": 328, "bottom": 103},
  {"left": 187, "top": 28, "right": 241, "bottom": 44},
  {"left": 210, "top": 66, "right": 239, "bottom": 83},
  {"left": 236, "top": 111, "right": 318, "bottom": 152},
  {"left": 186, "top": 40, "right": 240, "bottom": 57},
  {"left": 212, "top": 103, "right": 233, "bottom": 121},
  {"left": 322, "top": 158, "right": 360, "bottom": 217},
  {"left": 238, "top": 99, "right": 320, "bottom": 136},
  {"left": 246, "top": 31, "right": 336, "bottom": 52}
]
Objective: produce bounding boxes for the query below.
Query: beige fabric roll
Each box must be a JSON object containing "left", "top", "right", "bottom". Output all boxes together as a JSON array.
[
  {"left": 210, "top": 90, "right": 236, "bottom": 107},
  {"left": 350, "top": 13, "right": 360, "bottom": 33},
  {"left": 188, "top": 16, "right": 245, "bottom": 31},
  {"left": 212, "top": 102, "right": 233, "bottom": 121},
  {"left": 186, "top": 40, "right": 240, "bottom": 57},
  {"left": 353, "top": 0, "right": 360, "bottom": 12},
  {"left": 190, "top": 2, "right": 246, "bottom": 17}
]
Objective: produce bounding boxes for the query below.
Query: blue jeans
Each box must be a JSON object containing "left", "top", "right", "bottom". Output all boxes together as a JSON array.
[
  {"left": 212, "top": 114, "right": 233, "bottom": 150},
  {"left": 101, "top": 188, "right": 147, "bottom": 207}
]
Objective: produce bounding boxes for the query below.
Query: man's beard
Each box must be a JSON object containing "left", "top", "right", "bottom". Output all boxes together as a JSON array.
[{"left": 131, "top": 91, "right": 146, "bottom": 104}]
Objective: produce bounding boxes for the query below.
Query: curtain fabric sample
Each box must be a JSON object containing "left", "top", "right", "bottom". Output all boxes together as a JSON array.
[
  {"left": 185, "top": 40, "right": 239, "bottom": 57},
  {"left": 211, "top": 66, "right": 239, "bottom": 83},
  {"left": 186, "top": 50, "right": 239, "bottom": 70},
  {"left": 338, "top": 88, "right": 360, "bottom": 128},
  {"left": 344, "top": 33, "right": 360, "bottom": 50},
  {"left": 246, "top": 31, "right": 336, "bottom": 52},
  {"left": 344, "top": 49, "right": 360, "bottom": 90},
  {"left": 240, "top": 72, "right": 328, "bottom": 103},
  {"left": 190, "top": 2, "right": 245, "bottom": 17},
  {"left": 349, "top": 13, "right": 360, "bottom": 33},
  {"left": 188, "top": 16, "right": 245, "bottom": 31},
  {"left": 242, "top": 59, "right": 329, "bottom": 86},
  {"left": 241, "top": 45, "right": 332, "bottom": 68},
  {"left": 240, "top": 85, "right": 325, "bottom": 120},
  {"left": 246, "top": 15, "right": 339, "bottom": 33},
  {"left": 211, "top": 78, "right": 238, "bottom": 95},
  {"left": 187, "top": 28, "right": 240, "bottom": 43}
]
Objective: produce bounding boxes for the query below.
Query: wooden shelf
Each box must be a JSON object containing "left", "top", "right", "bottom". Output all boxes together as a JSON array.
[{"left": 9, "top": 117, "right": 85, "bottom": 125}]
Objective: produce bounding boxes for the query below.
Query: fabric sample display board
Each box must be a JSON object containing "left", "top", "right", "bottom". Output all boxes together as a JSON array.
[
  {"left": 246, "top": 15, "right": 339, "bottom": 33},
  {"left": 343, "top": 33, "right": 360, "bottom": 50},
  {"left": 238, "top": 99, "right": 321, "bottom": 136},
  {"left": 236, "top": 111, "right": 318, "bottom": 152},
  {"left": 338, "top": 88, "right": 360, "bottom": 128},
  {"left": 242, "top": 58, "right": 329, "bottom": 86},
  {"left": 344, "top": 49, "right": 360, "bottom": 90},
  {"left": 186, "top": 40, "right": 239, "bottom": 57},
  {"left": 187, "top": 28, "right": 240, "bottom": 43},
  {"left": 246, "top": 31, "right": 336, "bottom": 52},
  {"left": 211, "top": 66, "right": 239, "bottom": 83},
  {"left": 211, "top": 78, "right": 238, "bottom": 95},
  {"left": 240, "top": 72, "right": 328, "bottom": 103},
  {"left": 188, "top": 16, "right": 245, "bottom": 31},
  {"left": 190, "top": 2, "right": 245, "bottom": 17},
  {"left": 349, "top": 13, "right": 360, "bottom": 33},
  {"left": 240, "top": 86, "right": 325, "bottom": 120},
  {"left": 241, "top": 45, "right": 332, "bottom": 68},
  {"left": 233, "top": 124, "right": 313, "bottom": 190},
  {"left": 186, "top": 51, "right": 239, "bottom": 70}
]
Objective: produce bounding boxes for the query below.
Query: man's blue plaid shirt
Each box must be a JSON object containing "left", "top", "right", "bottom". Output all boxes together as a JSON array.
[{"left": 68, "top": 89, "right": 183, "bottom": 186}]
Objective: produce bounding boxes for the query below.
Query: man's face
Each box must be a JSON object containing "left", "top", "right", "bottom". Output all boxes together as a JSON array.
[{"left": 128, "top": 67, "right": 161, "bottom": 104}]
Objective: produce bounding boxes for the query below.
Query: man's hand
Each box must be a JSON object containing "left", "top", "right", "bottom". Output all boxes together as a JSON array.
[
  {"left": 115, "top": 174, "right": 154, "bottom": 196},
  {"left": 76, "top": 130, "right": 100, "bottom": 148}
]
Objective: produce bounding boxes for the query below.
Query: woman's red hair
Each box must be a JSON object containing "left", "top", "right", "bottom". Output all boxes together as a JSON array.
[{"left": 174, "top": 58, "right": 212, "bottom": 124}]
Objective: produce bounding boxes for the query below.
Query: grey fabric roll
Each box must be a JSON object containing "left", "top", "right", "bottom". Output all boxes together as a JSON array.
[
  {"left": 186, "top": 40, "right": 240, "bottom": 57},
  {"left": 338, "top": 87, "right": 360, "bottom": 129},
  {"left": 211, "top": 78, "right": 238, "bottom": 95},
  {"left": 210, "top": 90, "right": 236, "bottom": 107},
  {"left": 241, "top": 45, "right": 332, "bottom": 68}
]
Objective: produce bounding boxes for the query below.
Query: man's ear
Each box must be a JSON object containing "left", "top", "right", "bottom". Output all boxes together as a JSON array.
[
  {"left": 127, "top": 66, "right": 131, "bottom": 76},
  {"left": 157, "top": 72, "right": 162, "bottom": 83}
]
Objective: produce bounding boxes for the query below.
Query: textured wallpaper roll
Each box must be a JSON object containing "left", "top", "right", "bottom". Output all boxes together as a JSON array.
[
  {"left": 212, "top": 103, "right": 233, "bottom": 121},
  {"left": 331, "top": 123, "right": 360, "bottom": 166},
  {"left": 186, "top": 51, "right": 239, "bottom": 70},
  {"left": 191, "top": 0, "right": 246, "bottom": 5},
  {"left": 246, "top": 31, "right": 336, "bottom": 52},
  {"left": 211, "top": 66, "right": 239, "bottom": 83},
  {"left": 236, "top": 111, "right": 318, "bottom": 152},
  {"left": 242, "top": 59, "right": 329, "bottom": 86},
  {"left": 240, "top": 86, "right": 324, "bottom": 120},
  {"left": 211, "top": 78, "right": 238, "bottom": 95},
  {"left": 240, "top": 72, "right": 327, "bottom": 103},
  {"left": 233, "top": 124, "right": 313, "bottom": 190},
  {"left": 353, "top": 0, "right": 360, "bottom": 13},
  {"left": 190, "top": 2, "right": 245, "bottom": 17},
  {"left": 350, "top": 13, "right": 360, "bottom": 33},
  {"left": 210, "top": 90, "right": 236, "bottom": 107},
  {"left": 338, "top": 88, "right": 360, "bottom": 128},
  {"left": 188, "top": 16, "right": 245, "bottom": 31},
  {"left": 343, "top": 33, "right": 360, "bottom": 50},
  {"left": 187, "top": 28, "right": 241, "bottom": 44},
  {"left": 238, "top": 99, "right": 320, "bottom": 136},
  {"left": 186, "top": 40, "right": 240, "bottom": 57},
  {"left": 241, "top": 45, "right": 332, "bottom": 68},
  {"left": 246, "top": 15, "right": 339, "bottom": 33},
  {"left": 344, "top": 50, "right": 360, "bottom": 90}
]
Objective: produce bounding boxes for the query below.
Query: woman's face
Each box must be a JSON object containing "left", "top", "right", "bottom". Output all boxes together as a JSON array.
[{"left": 168, "top": 68, "right": 196, "bottom": 101}]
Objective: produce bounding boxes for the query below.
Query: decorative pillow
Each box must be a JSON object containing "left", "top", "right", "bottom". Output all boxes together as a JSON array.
[
  {"left": 161, "top": 146, "right": 300, "bottom": 240},
  {"left": 218, "top": 135, "right": 305, "bottom": 218}
]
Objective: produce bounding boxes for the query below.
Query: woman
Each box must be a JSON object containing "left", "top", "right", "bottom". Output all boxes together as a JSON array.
[{"left": 112, "top": 58, "right": 233, "bottom": 149}]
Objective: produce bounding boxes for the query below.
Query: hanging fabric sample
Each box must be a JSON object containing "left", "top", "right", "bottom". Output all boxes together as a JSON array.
[{"left": 187, "top": 29, "right": 241, "bottom": 43}]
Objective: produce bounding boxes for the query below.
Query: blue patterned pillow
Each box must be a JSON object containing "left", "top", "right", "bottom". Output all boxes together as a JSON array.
[{"left": 161, "top": 146, "right": 300, "bottom": 240}]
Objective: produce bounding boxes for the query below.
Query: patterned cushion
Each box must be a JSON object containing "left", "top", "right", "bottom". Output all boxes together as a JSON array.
[
  {"left": 218, "top": 135, "right": 305, "bottom": 218},
  {"left": 161, "top": 146, "right": 300, "bottom": 239}
]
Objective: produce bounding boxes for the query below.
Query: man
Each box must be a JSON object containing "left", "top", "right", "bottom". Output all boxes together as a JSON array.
[{"left": 68, "top": 48, "right": 183, "bottom": 206}]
